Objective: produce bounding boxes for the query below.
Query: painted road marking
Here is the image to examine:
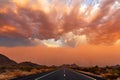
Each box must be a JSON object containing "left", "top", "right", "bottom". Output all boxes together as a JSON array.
[
  {"left": 64, "top": 74, "right": 66, "bottom": 77},
  {"left": 35, "top": 70, "right": 58, "bottom": 80},
  {"left": 69, "top": 69, "right": 96, "bottom": 80}
]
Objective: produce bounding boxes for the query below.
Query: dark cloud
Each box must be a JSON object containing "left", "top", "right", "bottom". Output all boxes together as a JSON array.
[
  {"left": 0, "top": 37, "right": 34, "bottom": 47},
  {"left": 0, "top": 0, "right": 12, "bottom": 8},
  {"left": 0, "top": 1, "right": 60, "bottom": 47},
  {"left": 0, "top": 0, "right": 120, "bottom": 47}
]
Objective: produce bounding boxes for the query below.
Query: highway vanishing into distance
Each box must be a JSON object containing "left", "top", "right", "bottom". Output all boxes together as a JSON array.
[{"left": 12, "top": 68, "right": 105, "bottom": 80}]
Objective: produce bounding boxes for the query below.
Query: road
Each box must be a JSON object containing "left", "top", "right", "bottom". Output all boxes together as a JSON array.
[{"left": 12, "top": 68, "right": 105, "bottom": 80}]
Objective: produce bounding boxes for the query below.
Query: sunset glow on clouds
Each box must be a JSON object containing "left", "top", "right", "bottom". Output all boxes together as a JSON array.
[{"left": 0, "top": 0, "right": 120, "bottom": 47}]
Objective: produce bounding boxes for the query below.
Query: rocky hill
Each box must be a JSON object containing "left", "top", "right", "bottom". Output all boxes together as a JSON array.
[{"left": 0, "top": 54, "right": 17, "bottom": 66}]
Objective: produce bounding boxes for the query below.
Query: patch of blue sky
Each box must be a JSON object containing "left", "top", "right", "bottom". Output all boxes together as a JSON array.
[
  {"left": 81, "top": 0, "right": 100, "bottom": 6},
  {"left": 66, "top": 0, "right": 73, "bottom": 8},
  {"left": 48, "top": 0, "right": 52, "bottom": 3}
]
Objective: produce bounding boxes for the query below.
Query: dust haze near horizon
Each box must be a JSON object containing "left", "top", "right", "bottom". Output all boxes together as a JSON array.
[
  {"left": 0, "top": 0, "right": 120, "bottom": 66},
  {"left": 1, "top": 45, "right": 120, "bottom": 66}
]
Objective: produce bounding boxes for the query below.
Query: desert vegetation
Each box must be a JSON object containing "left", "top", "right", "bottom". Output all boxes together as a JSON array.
[
  {"left": 0, "top": 54, "right": 57, "bottom": 80},
  {"left": 0, "top": 64, "right": 120, "bottom": 80},
  {"left": 0, "top": 54, "right": 120, "bottom": 80},
  {"left": 0, "top": 65, "right": 55, "bottom": 80},
  {"left": 69, "top": 64, "right": 120, "bottom": 80}
]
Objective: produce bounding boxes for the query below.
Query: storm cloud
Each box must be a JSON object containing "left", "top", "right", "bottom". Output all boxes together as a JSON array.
[{"left": 0, "top": 0, "right": 120, "bottom": 47}]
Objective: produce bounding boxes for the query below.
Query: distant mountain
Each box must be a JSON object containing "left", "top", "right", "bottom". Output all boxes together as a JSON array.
[
  {"left": 18, "top": 62, "right": 40, "bottom": 67},
  {"left": 0, "top": 54, "right": 17, "bottom": 66},
  {"left": 0, "top": 54, "right": 43, "bottom": 67}
]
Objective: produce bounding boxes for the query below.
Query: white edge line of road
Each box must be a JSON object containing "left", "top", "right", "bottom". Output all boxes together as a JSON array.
[
  {"left": 78, "top": 72, "right": 96, "bottom": 80},
  {"left": 34, "top": 70, "right": 58, "bottom": 80},
  {"left": 71, "top": 69, "right": 96, "bottom": 80}
]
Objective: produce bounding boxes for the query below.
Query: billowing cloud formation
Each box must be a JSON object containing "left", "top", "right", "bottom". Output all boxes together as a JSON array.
[{"left": 0, "top": 0, "right": 120, "bottom": 47}]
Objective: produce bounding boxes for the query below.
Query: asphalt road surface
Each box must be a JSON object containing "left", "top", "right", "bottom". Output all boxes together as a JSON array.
[{"left": 12, "top": 68, "right": 105, "bottom": 80}]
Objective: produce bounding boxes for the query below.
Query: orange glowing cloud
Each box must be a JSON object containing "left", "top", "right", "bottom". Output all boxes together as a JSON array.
[
  {"left": 0, "top": 7, "right": 8, "bottom": 13},
  {"left": 12, "top": 0, "right": 29, "bottom": 7},
  {"left": 0, "top": 0, "right": 120, "bottom": 47},
  {"left": 1, "top": 26, "right": 16, "bottom": 32}
]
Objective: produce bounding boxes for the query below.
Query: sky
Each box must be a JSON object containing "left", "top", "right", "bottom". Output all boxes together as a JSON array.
[{"left": 0, "top": 0, "right": 120, "bottom": 66}]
